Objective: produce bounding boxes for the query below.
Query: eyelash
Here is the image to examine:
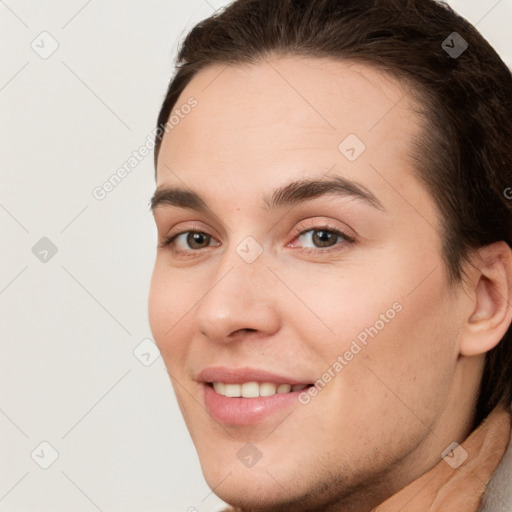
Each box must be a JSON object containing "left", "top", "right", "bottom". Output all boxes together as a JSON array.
[{"left": 158, "top": 224, "right": 355, "bottom": 256}]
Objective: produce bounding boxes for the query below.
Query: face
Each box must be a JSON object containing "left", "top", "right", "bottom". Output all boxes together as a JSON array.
[{"left": 148, "top": 56, "right": 474, "bottom": 511}]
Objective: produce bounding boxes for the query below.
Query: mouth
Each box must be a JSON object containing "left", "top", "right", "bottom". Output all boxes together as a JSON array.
[
  {"left": 207, "top": 381, "right": 313, "bottom": 398},
  {"left": 196, "top": 367, "right": 315, "bottom": 425}
]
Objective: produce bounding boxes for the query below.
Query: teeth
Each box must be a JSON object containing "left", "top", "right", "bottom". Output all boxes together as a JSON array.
[
  {"left": 241, "top": 382, "right": 259, "bottom": 398},
  {"left": 211, "top": 381, "right": 309, "bottom": 398},
  {"left": 259, "top": 382, "right": 277, "bottom": 396},
  {"left": 213, "top": 382, "right": 225, "bottom": 395},
  {"left": 224, "top": 384, "right": 241, "bottom": 397}
]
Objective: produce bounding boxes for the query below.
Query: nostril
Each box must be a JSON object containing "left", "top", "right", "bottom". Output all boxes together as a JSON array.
[{"left": 231, "top": 328, "right": 257, "bottom": 336}]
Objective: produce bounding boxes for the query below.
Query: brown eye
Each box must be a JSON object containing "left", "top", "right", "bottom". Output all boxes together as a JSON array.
[
  {"left": 297, "top": 228, "right": 352, "bottom": 250},
  {"left": 186, "top": 232, "right": 211, "bottom": 249},
  {"left": 159, "top": 230, "right": 219, "bottom": 252},
  {"left": 311, "top": 229, "right": 338, "bottom": 248}
]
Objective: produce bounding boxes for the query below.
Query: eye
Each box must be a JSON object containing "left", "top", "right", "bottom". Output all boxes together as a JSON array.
[
  {"left": 158, "top": 225, "right": 355, "bottom": 256},
  {"left": 292, "top": 226, "right": 355, "bottom": 253},
  {"left": 159, "top": 230, "right": 220, "bottom": 252}
]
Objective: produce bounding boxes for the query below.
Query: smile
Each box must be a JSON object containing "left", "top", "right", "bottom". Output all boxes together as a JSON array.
[{"left": 210, "top": 381, "right": 310, "bottom": 398}]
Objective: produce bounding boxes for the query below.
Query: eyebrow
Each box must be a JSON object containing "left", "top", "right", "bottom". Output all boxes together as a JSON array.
[{"left": 150, "top": 176, "right": 385, "bottom": 214}]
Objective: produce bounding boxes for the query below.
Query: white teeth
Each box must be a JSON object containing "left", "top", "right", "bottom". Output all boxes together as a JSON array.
[
  {"left": 259, "top": 382, "right": 277, "bottom": 396},
  {"left": 277, "top": 384, "right": 292, "bottom": 394},
  {"left": 241, "top": 382, "right": 260, "bottom": 398},
  {"left": 211, "top": 381, "right": 309, "bottom": 397},
  {"left": 224, "top": 383, "right": 241, "bottom": 397},
  {"left": 213, "top": 382, "right": 225, "bottom": 395}
]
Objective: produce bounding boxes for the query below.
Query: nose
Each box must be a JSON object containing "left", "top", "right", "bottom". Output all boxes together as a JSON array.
[{"left": 193, "top": 243, "right": 280, "bottom": 344}]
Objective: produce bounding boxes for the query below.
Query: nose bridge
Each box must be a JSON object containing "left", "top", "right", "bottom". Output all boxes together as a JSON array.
[{"left": 194, "top": 235, "right": 279, "bottom": 341}]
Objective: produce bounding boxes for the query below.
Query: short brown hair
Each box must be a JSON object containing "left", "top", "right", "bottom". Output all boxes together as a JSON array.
[{"left": 154, "top": 0, "right": 512, "bottom": 427}]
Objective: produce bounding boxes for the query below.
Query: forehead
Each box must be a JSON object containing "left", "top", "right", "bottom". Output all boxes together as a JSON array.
[{"left": 156, "top": 55, "right": 424, "bottom": 206}]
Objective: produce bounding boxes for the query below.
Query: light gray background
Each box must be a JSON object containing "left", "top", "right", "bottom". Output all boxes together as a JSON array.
[{"left": 1, "top": 1, "right": 511, "bottom": 511}]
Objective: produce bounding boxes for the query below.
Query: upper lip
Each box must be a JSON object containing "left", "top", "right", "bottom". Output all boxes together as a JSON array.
[{"left": 197, "top": 366, "right": 312, "bottom": 385}]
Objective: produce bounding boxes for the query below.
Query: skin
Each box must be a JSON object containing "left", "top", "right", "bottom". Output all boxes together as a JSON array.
[{"left": 148, "top": 55, "right": 512, "bottom": 511}]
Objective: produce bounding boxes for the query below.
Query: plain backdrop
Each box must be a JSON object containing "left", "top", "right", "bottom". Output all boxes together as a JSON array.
[{"left": 1, "top": 1, "right": 511, "bottom": 511}]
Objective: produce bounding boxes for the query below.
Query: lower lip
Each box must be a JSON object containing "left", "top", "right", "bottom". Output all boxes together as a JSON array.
[{"left": 202, "top": 383, "right": 308, "bottom": 425}]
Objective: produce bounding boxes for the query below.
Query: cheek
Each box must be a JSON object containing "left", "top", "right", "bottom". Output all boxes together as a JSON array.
[
  {"left": 276, "top": 260, "right": 397, "bottom": 359},
  {"left": 327, "top": 264, "right": 458, "bottom": 433},
  {"left": 148, "top": 264, "right": 190, "bottom": 366},
  {"left": 293, "top": 243, "right": 457, "bottom": 406}
]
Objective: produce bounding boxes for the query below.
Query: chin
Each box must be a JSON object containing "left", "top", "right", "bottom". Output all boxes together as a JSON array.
[
  {"left": 204, "top": 474, "right": 299, "bottom": 512},
  {"left": 199, "top": 454, "right": 306, "bottom": 510}
]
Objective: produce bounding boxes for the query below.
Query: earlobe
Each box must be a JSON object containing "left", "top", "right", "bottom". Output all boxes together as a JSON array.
[{"left": 460, "top": 242, "right": 512, "bottom": 357}]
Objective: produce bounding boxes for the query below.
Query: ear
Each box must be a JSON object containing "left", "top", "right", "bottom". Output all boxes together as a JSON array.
[{"left": 460, "top": 241, "right": 512, "bottom": 357}]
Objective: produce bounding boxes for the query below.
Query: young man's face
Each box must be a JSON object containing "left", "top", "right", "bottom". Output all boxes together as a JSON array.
[{"left": 148, "top": 56, "right": 480, "bottom": 511}]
